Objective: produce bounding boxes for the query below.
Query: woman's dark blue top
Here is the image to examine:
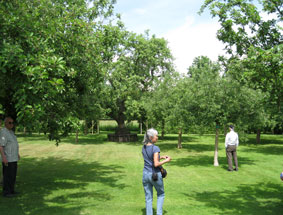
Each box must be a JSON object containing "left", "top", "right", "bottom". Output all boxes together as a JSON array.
[{"left": 142, "top": 144, "right": 160, "bottom": 173}]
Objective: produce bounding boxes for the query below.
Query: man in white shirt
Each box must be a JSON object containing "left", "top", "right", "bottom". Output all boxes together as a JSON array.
[
  {"left": 0, "top": 117, "right": 20, "bottom": 197},
  {"left": 225, "top": 125, "right": 239, "bottom": 171}
]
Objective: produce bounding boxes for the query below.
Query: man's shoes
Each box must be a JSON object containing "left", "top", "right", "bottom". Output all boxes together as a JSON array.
[
  {"left": 227, "top": 169, "right": 233, "bottom": 171},
  {"left": 234, "top": 168, "right": 238, "bottom": 171}
]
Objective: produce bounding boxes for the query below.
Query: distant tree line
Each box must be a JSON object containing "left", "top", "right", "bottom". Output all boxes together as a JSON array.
[{"left": 0, "top": 0, "right": 282, "bottom": 146}]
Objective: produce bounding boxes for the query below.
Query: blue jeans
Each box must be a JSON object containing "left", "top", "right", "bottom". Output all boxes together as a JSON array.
[{"left": 142, "top": 171, "right": 165, "bottom": 215}]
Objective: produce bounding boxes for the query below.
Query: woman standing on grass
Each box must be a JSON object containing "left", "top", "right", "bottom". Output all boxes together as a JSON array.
[{"left": 142, "top": 128, "right": 171, "bottom": 215}]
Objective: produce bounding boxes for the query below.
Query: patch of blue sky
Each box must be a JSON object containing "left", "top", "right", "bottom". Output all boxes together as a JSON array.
[
  {"left": 112, "top": 0, "right": 227, "bottom": 74},
  {"left": 113, "top": 0, "right": 213, "bottom": 35}
]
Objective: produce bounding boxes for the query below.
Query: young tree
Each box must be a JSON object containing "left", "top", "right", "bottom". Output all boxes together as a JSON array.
[
  {"left": 186, "top": 56, "right": 266, "bottom": 165},
  {"left": 200, "top": 0, "right": 283, "bottom": 133},
  {"left": 165, "top": 77, "right": 195, "bottom": 148}
]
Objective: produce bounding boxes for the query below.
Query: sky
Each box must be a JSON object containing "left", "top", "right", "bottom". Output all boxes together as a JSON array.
[{"left": 113, "top": 0, "right": 227, "bottom": 74}]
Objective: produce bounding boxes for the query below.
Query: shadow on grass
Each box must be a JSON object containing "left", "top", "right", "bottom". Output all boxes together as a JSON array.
[
  {"left": 157, "top": 143, "right": 215, "bottom": 152},
  {"left": 141, "top": 208, "right": 168, "bottom": 215},
  {"left": 63, "top": 133, "right": 109, "bottom": 145},
  {"left": 117, "top": 135, "right": 208, "bottom": 152},
  {"left": 169, "top": 155, "right": 255, "bottom": 168},
  {"left": 17, "top": 133, "right": 50, "bottom": 142},
  {"left": 184, "top": 182, "right": 283, "bottom": 215},
  {"left": 240, "top": 135, "right": 283, "bottom": 146},
  {"left": 241, "top": 144, "right": 283, "bottom": 156},
  {"left": 158, "top": 135, "right": 199, "bottom": 143},
  {"left": 0, "top": 157, "right": 126, "bottom": 215}
]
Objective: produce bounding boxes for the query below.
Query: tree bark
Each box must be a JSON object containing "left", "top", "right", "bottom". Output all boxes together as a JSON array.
[
  {"left": 161, "top": 129, "right": 165, "bottom": 140},
  {"left": 161, "top": 120, "right": 165, "bottom": 140},
  {"left": 256, "top": 129, "right": 261, "bottom": 144},
  {"left": 224, "top": 125, "right": 227, "bottom": 136},
  {"left": 115, "top": 116, "right": 129, "bottom": 135},
  {"left": 91, "top": 120, "right": 94, "bottom": 134},
  {"left": 84, "top": 119, "right": 88, "bottom": 135},
  {"left": 76, "top": 130, "right": 79, "bottom": 143},
  {"left": 178, "top": 128, "right": 182, "bottom": 149},
  {"left": 214, "top": 126, "right": 219, "bottom": 166},
  {"left": 140, "top": 123, "right": 143, "bottom": 134},
  {"left": 97, "top": 120, "right": 100, "bottom": 134}
]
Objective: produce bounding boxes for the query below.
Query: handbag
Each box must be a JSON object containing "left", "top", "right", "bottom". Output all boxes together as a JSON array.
[{"left": 160, "top": 166, "right": 167, "bottom": 178}]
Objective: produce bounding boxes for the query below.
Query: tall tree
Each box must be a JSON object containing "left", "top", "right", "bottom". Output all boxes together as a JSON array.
[
  {"left": 0, "top": 0, "right": 116, "bottom": 142},
  {"left": 100, "top": 28, "right": 174, "bottom": 135}
]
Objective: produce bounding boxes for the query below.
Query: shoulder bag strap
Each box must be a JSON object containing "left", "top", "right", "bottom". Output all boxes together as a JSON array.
[{"left": 143, "top": 145, "right": 155, "bottom": 173}]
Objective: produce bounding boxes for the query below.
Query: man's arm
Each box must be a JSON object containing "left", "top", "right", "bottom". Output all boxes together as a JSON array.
[
  {"left": 225, "top": 134, "right": 229, "bottom": 148},
  {"left": 236, "top": 133, "right": 239, "bottom": 147},
  {"left": 0, "top": 146, "right": 8, "bottom": 165}
]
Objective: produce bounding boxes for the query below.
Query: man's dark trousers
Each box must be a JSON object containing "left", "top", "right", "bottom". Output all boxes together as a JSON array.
[
  {"left": 226, "top": 145, "right": 238, "bottom": 171},
  {"left": 2, "top": 162, "right": 17, "bottom": 195}
]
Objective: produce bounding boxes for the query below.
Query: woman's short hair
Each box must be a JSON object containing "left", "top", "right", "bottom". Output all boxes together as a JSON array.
[{"left": 142, "top": 128, "right": 158, "bottom": 145}]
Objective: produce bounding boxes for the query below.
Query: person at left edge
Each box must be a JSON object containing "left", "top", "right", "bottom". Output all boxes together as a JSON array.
[{"left": 0, "top": 117, "right": 20, "bottom": 197}]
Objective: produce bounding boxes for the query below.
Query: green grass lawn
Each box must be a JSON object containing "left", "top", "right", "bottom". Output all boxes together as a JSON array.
[{"left": 1, "top": 133, "right": 283, "bottom": 215}]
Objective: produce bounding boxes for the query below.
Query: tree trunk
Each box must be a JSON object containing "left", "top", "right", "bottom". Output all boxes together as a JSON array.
[
  {"left": 256, "top": 129, "right": 261, "bottom": 144},
  {"left": 214, "top": 126, "right": 219, "bottom": 166},
  {"left": 97, "top": 120, "right": 100, "bottom": 134},
  {"left": 224, "top": 125, "right": 227, "bottom": 136},
  {"left": 140, "top": 123, "right": 143, "bottom": 134},
  {"left": 161, "top": 129, "right": 165, "bottom": 140},
  {"left": 84, "top": 119, "right": 88, "bottom": 135},
  {"left": 178, "top": 128, "right": 182, "bottom": 149},
  {"left": 115, "top": 112, "right": 130, "bottom": 135},
  {"left": 76, "top": 130, "right": 79, "bottom": 143},
  {"left": 91, "top": 120, "right": 94, "bottom": 134},
  {"left": 161, "top": 120, "right": 165, "bottom": 140}
]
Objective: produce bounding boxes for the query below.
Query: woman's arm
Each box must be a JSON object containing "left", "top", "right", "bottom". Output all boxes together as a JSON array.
[{"left": 153, "top": 152, "right": 171, "bottom": 167}]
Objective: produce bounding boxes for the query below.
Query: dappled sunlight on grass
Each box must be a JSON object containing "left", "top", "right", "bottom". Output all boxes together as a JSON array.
[
  {"left": 185, "top": 182, "right": 283, "bottom": 215},
  {"left": 1, "top": 156, "right": 127, "bottom": 215},
  {"left": 2, "top": 133, "right": 282, "bottom": 215}
]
